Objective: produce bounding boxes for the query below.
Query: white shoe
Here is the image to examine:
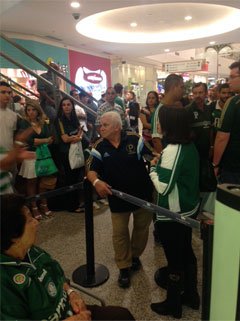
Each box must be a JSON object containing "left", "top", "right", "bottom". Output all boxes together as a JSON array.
[
  {"left": 93, "top": 201, "right": 100, "bottom": 210},
  {"left": 98, "top": 199, "right": 109, "bottom": 205}
]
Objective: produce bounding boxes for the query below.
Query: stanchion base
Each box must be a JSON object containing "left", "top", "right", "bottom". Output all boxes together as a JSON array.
[{"left": 72, "top": 263, "right": 109, "bottom": 288}]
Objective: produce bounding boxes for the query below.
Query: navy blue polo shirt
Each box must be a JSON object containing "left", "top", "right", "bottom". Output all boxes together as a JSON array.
[{"left": 89, "top": 131, "right": 153, "bottom": 212}]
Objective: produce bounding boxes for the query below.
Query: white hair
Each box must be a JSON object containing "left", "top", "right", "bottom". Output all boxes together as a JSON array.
[{"left": 101, "top": 111, "right": 122, "bottom": 129}]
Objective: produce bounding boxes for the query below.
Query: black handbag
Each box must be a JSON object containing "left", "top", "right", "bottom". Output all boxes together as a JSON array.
[{"left": 199, "top": 158, "right": 217, "bottom": 192}]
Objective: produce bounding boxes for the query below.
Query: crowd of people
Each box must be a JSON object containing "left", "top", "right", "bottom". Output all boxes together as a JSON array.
[{"left": 0, "top": 59, "right": 239, "bottom": 320}]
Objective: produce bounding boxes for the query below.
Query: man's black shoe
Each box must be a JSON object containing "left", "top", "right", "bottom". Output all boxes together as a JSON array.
[
  {"left": 118, "top": 268, "right": 130, "bottom": 288},
  {"left": 131, "top": 257, "right": 142, "bottom": 271}
]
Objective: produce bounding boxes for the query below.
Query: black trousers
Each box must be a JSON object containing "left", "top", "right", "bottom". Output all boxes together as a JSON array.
[
  {"left": 87, "top": 305, "right": 135, "bottom": 321},
  {"left": 157, "top": 221, "right": 197, "bottom": 272},
  {"left": 60, "top": 152, "right": 84, "bottom": 211}
]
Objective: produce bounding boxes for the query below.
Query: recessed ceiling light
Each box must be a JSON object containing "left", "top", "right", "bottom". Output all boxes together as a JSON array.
[
  {"left": 164, "top": 49, "right": 170, "bottom": 52},
  {"left": 71, "top": 1, "right": 80, "bottom": 8},
  {"left": 209, "top": 41, "right": 216, "bottom": 45},
  {"left": 130, "top": 22, "right": 137, "bottom": 28},
  {"left": 184, "top": 15, "right": 192, "bottom": 21}
]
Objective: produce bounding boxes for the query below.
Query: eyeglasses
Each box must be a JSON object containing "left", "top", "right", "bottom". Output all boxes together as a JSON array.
[{"left": 0, "top": 90, "right": 12, "bottom": 95}]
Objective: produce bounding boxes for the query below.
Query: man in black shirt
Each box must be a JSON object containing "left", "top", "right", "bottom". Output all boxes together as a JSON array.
[{"left": 87, "top": 111, "right": 153, "bottom": 288}]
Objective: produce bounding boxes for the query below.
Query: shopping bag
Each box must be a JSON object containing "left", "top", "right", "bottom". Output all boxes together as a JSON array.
[
  {"left": 35, "top": 144, "right": 58, "bottom": 177},
  {"left": 68, "top": 141, "right": 85, "bottom": 169}
]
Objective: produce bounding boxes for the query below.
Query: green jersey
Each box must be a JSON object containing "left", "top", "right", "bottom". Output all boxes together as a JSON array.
[
  {"left": 0, "top": 246, "right": 72, "bottom": 320},
  {"left": 150, "top": 143, "right": 199, "bottom": 221}
]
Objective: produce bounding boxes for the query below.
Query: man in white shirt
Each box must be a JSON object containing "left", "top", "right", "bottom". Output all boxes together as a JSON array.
[{"left": 0, "top": 81, "right": 17, "bottom": 151}]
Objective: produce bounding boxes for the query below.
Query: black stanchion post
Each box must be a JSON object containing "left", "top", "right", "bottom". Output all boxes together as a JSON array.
[
  {"left": 201, "top": 219, "right": 214, "bottom": 321},
  {"left": 72, "top": 178, "right": 109, "bottom": 287}
]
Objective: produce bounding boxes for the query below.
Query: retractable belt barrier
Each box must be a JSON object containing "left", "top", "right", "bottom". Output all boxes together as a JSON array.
[
  {"left": 26, "top": 182, "right": 83, "bottom": 202},
  {"left": 111, "top": 189, "right": 201, "bottom": 230}
]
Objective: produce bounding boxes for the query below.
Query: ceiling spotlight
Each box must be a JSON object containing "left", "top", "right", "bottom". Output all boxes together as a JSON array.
[
  {"left": 130, "top": 22, "right": 137, "bottom": 28},
  {"left": 209, "top": 41, "right": 216, "bottom": 45},
  {"left": 164, "top": 49, "right": 170, "bottom": 52},
  {"left": 184, "top": 15, "right": 192, "bottom": 21},
  {"left": 71, "top": 1, "right": 80, "bottom": 8}
]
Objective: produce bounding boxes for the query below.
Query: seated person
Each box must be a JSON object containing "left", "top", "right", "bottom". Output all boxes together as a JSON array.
[{"left": 0, "top": 193, "right": 135, "bottom": 321}]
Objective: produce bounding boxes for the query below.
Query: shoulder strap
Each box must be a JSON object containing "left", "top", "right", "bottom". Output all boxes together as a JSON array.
[{"left": 58, "top": 119, "right": 65, "bottom": 135}]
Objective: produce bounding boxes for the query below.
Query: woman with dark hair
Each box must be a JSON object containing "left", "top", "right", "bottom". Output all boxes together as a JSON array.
[
  {"left": 139, "top": 91, "right": 159, "bottom": 144},
  {"left": 0, "top": 193, "right": 135, "bottom": 321},
  {"left": 55, "top": 97, "right": 88, "bottom": 212},
  {"left": 149, "top": 107, "right": 200, "bottom": 319}
]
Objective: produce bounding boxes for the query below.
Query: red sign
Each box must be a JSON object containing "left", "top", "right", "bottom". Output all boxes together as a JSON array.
[{"left": 69, "top": 50, "right": 111, "bottom": 100}]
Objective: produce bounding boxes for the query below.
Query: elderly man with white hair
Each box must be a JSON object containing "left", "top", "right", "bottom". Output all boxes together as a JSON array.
[{"left": 87, "top": 111, "right": 153, "bottom": 288}]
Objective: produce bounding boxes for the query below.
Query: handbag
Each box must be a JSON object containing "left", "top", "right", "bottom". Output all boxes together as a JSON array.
[
  {"left": 68, "top": 141, "right": 85, "bottom": 169},
  {"left": 35, "top": 144, "right": 58, "bottom": 177},
  {"left": 199, "top": 158, "right": 217, "bottom": 192}
]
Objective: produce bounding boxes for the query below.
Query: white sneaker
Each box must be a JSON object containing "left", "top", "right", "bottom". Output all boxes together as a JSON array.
[
  {"left": 98, "top": 199, "right": 109, "bottom": 205},
  {"left": 93, "top": 201, "right": 100, "bottom": 210}
]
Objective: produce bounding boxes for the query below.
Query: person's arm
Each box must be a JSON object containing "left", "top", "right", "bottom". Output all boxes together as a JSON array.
[
  {"left": 0, "top": 146, "right": 35, "bottom": 170},
  {"left": 87, "top": 170, "right": 112, "bottom": 198},
  {"left": 149, "top": 145, "right": 182, "bottom": 195},
  {"left": 63, "top": 283, "right": 88, "bottom": 315},
  {"left": 0, "top": 128, "right": 36, "bottom": 170},
  {"left": 213, "top": 131, "right": 230, "bottom": 175},
  {"left": 139, "top": 112, "right": 151, "bottom": 129}
]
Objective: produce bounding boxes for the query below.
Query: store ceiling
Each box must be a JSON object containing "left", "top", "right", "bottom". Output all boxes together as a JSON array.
[{"left": 1, "top": 0, "right": 240, "bottom": 66}]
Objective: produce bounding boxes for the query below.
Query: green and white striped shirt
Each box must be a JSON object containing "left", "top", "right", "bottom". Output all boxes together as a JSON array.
[{"left": 150, "top": 143, "right": 199, "bottom": 221}]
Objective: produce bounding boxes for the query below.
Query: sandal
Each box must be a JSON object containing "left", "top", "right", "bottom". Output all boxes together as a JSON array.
[
  {"left": 32, "top": 207, "right": 43, "bottom": 220},
  {"left": 39, "top": 204, "right": 54, "bottom": 218}
]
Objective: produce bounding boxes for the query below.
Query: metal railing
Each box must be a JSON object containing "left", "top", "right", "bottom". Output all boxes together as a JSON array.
[{"left": 0, "top": 32, "right": 98, "bottom": 116}]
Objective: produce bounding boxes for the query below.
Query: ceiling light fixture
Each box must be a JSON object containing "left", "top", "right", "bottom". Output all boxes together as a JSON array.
[
  {"left": 76, "top": 3, "right": 240, "bottom": 44},
  {"left": 209, "top": 41, "right": 216, "bottom": 45},
  {"left": 71, "top": 1, "right": 80, "bottom": 8},
  {"left": 130, "top": 22, "right": 137, "bottom": 27},
  {"left": 184, "top": 15, "right": 192, "bottom": 21},
  {"left": 164, "top": 49, "right": 170, "bottom": 52}
]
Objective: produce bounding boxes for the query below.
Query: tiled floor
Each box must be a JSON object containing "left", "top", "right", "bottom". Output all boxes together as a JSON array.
[{"left": 36, "top": 206, "right": 202, "bottom": 320}]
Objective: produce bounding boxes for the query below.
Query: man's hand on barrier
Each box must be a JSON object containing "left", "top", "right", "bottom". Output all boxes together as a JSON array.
[{"left": 95, "top": 179, "right": 112, "bottom": 198}]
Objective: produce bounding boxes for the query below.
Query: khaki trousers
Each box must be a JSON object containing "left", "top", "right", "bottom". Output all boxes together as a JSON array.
[{"left": 111, "top": 208, "right": 152, "bottom": 269}]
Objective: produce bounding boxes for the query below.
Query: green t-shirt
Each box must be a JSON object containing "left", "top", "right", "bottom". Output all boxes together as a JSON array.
[
  {"left": 115, "top": 96, "right": 125, "bottom": 112},
  {"left": 218, "top": 95, "right": 240, "bottom": 170}
]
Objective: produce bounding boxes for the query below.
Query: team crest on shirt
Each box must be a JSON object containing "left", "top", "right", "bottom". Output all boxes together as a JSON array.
[
  {"left": 193, "top": 111, "right": 199, "bottom": 120},
  {"left": 13, "top": 273, "right": 26, "bottom": 285},
  {"left": 47, "top": 281, "right": 57, "bottom": 297},
  {"left": 126, "top": 144, "right": 136, "bottom": 155}
]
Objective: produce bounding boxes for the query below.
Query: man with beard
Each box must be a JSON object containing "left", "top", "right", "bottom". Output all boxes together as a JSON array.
[
  {"left": 186, "top": 82, "right": 215, "bottom": 193},
  {"left": 210, "top": 83, "right": 231, "bottom": 133}
]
